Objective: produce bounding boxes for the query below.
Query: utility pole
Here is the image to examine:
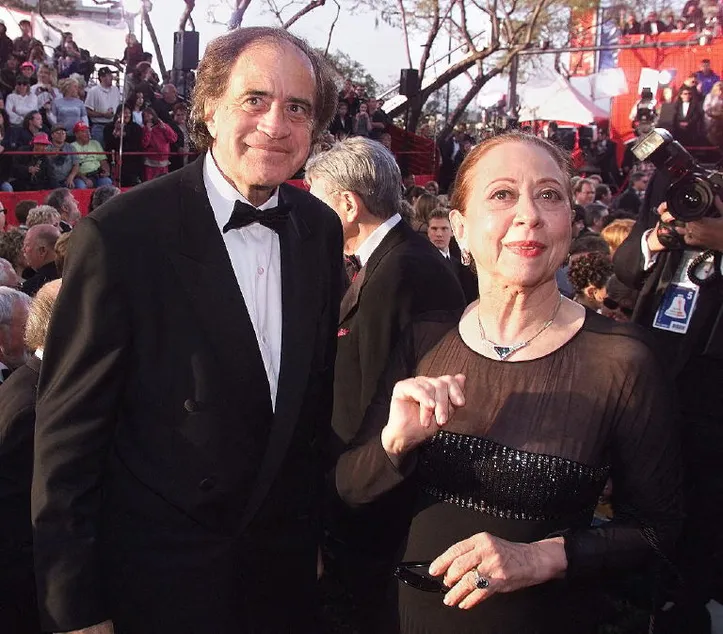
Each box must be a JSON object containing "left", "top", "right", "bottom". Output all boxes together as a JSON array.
[{"left": 508, "top": 53, "right": 519, "bottom": 115}]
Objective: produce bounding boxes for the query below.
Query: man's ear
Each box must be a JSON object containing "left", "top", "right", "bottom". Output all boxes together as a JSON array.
[{"left": 341, "top": 191, "right": 364, "bottom": 224}]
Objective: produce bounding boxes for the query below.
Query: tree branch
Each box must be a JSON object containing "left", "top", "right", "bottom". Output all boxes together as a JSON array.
[
  {"left": 37, "top": 0, "right": 65, "bottom": 36},
  {"left": 179, "top": 0, "right": 196, "bottom": 31},
  {"left": 324, "top": 0, "right": 341, "bottom": 56},
  {"left": 142, "top": 5, "right": 167, "bottom": 79},
  {"left": 439, "top": 66, "right": 504, "bottom": 138},
  {"left": 283, "top": 0, "right": 326, "bottom": 29},
  {"left": 397, "top": 0, "right": 414, "bottom": 68}
]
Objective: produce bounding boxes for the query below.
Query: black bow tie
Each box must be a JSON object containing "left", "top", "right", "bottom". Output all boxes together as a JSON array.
[{"left": 223, "top": 200, "right": 290, "bottom": 234}]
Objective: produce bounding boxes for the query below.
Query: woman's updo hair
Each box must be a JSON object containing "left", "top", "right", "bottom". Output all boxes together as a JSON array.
[{"left": 449, "top": 131, "right": 573, "bottom": 213}]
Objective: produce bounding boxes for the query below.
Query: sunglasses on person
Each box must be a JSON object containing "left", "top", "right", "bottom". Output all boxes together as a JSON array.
[
  {"left": 603, "top": 297, "right": 634, "bottom": 317},
  {"left": 394, "top": 562, "right": 449, "bottom": 593}
]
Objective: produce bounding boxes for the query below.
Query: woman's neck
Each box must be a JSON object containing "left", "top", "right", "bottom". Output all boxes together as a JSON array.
[{"left": 475, "top": 278, "right": 563, "bottom": 344}]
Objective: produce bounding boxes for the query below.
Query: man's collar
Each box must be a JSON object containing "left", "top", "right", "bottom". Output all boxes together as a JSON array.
[{"left": 353, "top": 213, "right": 402, "bottom": 267}]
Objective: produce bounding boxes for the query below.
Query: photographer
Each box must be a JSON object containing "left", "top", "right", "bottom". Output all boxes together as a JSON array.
[{"left": 614, "top": 137, "right": 723, "bottom": 634}]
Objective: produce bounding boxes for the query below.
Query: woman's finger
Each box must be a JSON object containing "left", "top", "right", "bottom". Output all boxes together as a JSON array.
[
  {"left": 443, "top": 568, "right": 492, "bottom": 607},
  {"left": 444, "top": 549, "right": 484, "bottom": 588},
  {"left": 411, "top": 377, "right": 440, "bottom": 428},
  {"left": 429, "top": 535, "right": 477, "bottom": 576}
]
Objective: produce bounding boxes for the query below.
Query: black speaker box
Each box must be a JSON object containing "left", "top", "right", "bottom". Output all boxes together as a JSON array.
[
  {"left": 173, "top": 31, "right": 199, "bottom": 71},
  {"left": 399, "top": 68, "right": 419, "bottom": 96}
]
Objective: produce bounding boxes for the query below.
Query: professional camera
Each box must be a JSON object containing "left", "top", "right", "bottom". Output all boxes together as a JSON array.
[
  {"left": 634, "top": 87, "right": 657, "bottom": 125},
  {"left": 633, "top": 128, "right": 723, "bottom": 221}
]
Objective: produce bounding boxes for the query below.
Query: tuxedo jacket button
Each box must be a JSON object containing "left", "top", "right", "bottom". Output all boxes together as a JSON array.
[
  {"left": 199, "top": 477, "right": 216, "bottom": 491},
  {"left": 184, "top": 399, "right": 197, "bottom": 412}
]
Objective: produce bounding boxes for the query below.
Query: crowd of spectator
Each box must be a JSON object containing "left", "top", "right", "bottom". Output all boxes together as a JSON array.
[
  {"left": 621, "top": 0, "right": 723, "bottom": 37},
  {"left": 0, "top": 20, "right": 194, "bottom": 193}
]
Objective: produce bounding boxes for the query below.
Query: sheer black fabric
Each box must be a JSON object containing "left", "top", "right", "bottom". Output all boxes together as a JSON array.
[{"left": 335, "top": 310, "right": 684, "bottom": 634}]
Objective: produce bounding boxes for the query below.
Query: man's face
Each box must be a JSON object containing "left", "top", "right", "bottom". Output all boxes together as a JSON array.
[
  {"left": 337, "top": 102, "right": 348, "bottom": 117},
  {"left": 20, "top": 22, "right": 31, "bottom": 36},
  {"left": 21, "top": 66, "right": 33, "bottom": 78},
  {"left": 100, "top": 73, "right": 113, "bottom": 88},
  {"left": 428, "top": 217, "right": 452, "bottom": 251},
  {"left": 52, "top": 129, "right": 66, "bottom": 145},
  {"left": 703, "top": 62, "right": 711, "bottom": 74},
  {"left": 75, "top": 128, "right": 90, "bottom": 145},
  {"left": 63, "top": 193, "right": 81, "bottom": 224},
  {"left": 163, "top": 85, "right": 177, "bottom": 103},
  {"left": 0, "top": 302, "right": 29, "bottom": 368},
  {"left": 575, "top": 183, "right": 595, "bottom": 205},
  {"left": 681, "top": 90, "right": 692, "bottom": 102},
  {"left": 204, "top": 39, "right": 316, "bottom": 197},
  {"left": 23, "top": 233, "right": 46, "bottom": 271},
  {"left": 33, "top": 142, "right": 46, "bottom": 153},
  {"left": 6, "top": 58, "right": 17, "bottom": 71},
  {"left": 380, "top": 133, "right": 392, "bottom": 150},
  {"left": 633, "top": 176, "right": 649, "bottom": 192}
]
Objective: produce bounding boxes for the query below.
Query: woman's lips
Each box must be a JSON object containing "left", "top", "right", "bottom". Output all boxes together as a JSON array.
[{"left": 504, "top": 241, "right": 547, "bottom": 257}]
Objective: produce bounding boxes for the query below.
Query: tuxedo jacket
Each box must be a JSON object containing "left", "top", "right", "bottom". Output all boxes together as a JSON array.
[
  {"left": 0, "top": 356, "right": 40, "bottom": 634},
  {"left": 32, "top": 156, "right": 343, "bottom": 634},
  {"left": 672, "top": 100, "right": 704, "bottom": 146}
]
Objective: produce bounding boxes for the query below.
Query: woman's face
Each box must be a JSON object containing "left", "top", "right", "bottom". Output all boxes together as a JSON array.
[
  {"left": 15, "top": 83, "right": 29, "bottom": 95},
  {"left": 450, "top": 141, "right": 572, "bottom": 290},
  {"left": 38, "top": 67, "right": 50, "bottom": 84},
  {"left": 123, "top": 107, "right": 131, "bottom": 123},
  {"left": 359, "top": 103, "right": 368, "bottom": 114},
  {"left": 135, "top": 92, "right": 144, "bottom": 107},
  {"left": 143, "top": 110, "right": 154, "bottom": 125},
  {"left": 66, "top": 81, "right": 79, "bottom": 98}
]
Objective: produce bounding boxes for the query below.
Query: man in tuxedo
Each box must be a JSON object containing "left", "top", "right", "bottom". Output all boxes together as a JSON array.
[
  {"left": 614, "top": 169, "right": 723, "bottom": 634},
  {"left": 0, "top": 279, "right": 60, "bottom": 634},
  {"left": 0, "top": 288, "right": 30, "bottom": 383},
  {"left": 45, "top": 187, "right": 81, "bottom": 232},
  {"left": 438, "top": 129, "right": 466, "bottom": 194},
  {"left": 642, "top": 11, "right": 666, "bottom": 35},
  {"left": 32, "top": 27, "right": 342, "bottom": 634},
  {"left": 306, "top": 136, "right": 465, "bottom": 632},
  {"left": 615, "top": 171, "right": 649, "bottom": 216},
  {"left": 672, "top": 86, "right": 705, "bottom": 147},
  {"left": 428, "top": 207, "right": 477, "bottom": 303}
]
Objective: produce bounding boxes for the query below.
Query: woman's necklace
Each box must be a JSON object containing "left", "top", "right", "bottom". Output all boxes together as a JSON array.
[{"left": 476, "top": 294, "right": 564, "bottom": 361}]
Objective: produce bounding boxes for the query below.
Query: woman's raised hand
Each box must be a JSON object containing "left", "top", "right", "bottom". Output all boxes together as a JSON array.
[{"left": 381, "top": 374, "right": 466, "bottom": 458}]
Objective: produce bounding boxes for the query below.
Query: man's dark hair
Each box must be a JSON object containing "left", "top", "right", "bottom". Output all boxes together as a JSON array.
[
  {"left": 189, "top": 26, "right": 338, "bottom": 151},
  {"left": 90, "top": 185, "right": 121, "bottom": 211},
  {"left": 630, "top": 171, "right": 646, "bottom": 184},
  {"left": 568, "top": 251, "right": 613, "bottom": 294},
  {"left": 45, "top": 187, "right": 72, "bottom": 213},
  {"left": 22, "top": 110, "right": 40, "bottom": 131},
  {"left": 583, "top": 202, "right": 608, "bottom": 229},
  {"left": 594, "top": 184, "right": 611, "bottom": 201},
  {"left": 570, "top": 234, "right": 610, "bottom": 257},
  {"left": 428, "top": 207, "right": 450, "bottom": 222},
  {"left": 14, "top": 199, "right": 37, "bottom": 225}
]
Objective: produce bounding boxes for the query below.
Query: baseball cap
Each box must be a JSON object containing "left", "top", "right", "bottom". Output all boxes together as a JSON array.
[
  {"left": 73, "top": 121, "right": 89, "bottom": 133},
  {"left": 21, "top": 61, "right": 34, "bottom": 70},
  {"left": 98, "top": 66, "right": 113, "bottom": 77},
  {"left": 32, "top": 133, "right": 51, "bottom": 145},
  {"left": 51, "top": 124, "right": 67, "bottom": 133}
]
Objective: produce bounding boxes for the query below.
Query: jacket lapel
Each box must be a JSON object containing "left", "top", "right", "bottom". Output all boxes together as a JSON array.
[
  {"left": 338, "top": 220, "right": 407, "bottom": 324},
  {"left": 239, "top": 184, "right": 319, "bottom": 529},
  {"left": 166, "top": 157, "right": 270, "bottom": 400}
]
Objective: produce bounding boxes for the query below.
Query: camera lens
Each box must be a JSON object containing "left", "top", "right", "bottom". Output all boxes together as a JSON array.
[{"left": 669, "top": 178, "right": 714, "bottom": 222}]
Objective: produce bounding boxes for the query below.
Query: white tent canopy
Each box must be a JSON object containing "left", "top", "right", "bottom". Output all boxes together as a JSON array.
[{"left": 518, "top": 71, "right": 609, "bottom": 125}]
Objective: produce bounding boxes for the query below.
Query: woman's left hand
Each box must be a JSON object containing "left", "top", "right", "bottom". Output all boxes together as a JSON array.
[{"left": 428, "top": 533, "right": 567, "bottom": 610}]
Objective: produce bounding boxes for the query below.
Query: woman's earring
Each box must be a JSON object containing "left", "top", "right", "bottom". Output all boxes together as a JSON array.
[{"left": 461, "top": 248, "right": 472, "bottom": 266}]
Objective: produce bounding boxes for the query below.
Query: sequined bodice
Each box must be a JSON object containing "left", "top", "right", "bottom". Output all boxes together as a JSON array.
[{"left": 418, "top": 430, "right": 610, "bottom": 522}]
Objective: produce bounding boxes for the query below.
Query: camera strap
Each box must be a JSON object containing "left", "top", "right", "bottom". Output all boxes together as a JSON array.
[{"left": 656, "top": 221, "right": 686, "bottom": 250}]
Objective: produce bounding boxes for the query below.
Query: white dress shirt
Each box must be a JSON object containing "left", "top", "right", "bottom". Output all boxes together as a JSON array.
[
  {"left": 681, "top": 101, "right": 690, "bottom": 118},
  {"left": 438, "top": 248, "right": 451, "bottom": 259},
  {"left": 203, "top": 152, "right": 282, "bottom": 410},
  {"left": 354, "top": 213, "right": 402, "bottom": 267}
]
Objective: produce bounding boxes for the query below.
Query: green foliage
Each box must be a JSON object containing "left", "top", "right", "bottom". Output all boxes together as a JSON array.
[{"left": 321, "top": 49, "right": 380, "bottom": 96}]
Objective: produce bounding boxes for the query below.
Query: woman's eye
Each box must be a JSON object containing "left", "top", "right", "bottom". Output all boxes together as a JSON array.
[
  {"left": 540, "top": 189, "right": 562, "bottom": 200},
  {"left": 491, "top": 190, "right": 513, "bottom": 200}
]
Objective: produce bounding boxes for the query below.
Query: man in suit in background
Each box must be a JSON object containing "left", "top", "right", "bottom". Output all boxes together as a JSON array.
[
  {"left": 306, "top": 136, "right": 465, "bottom": 632},
  {"left": 32, "top": 27, "right": 342, "bottom": 634},
  {"left": 615, "top": 171, "right": 649, "bottom": 216},
  {"left": 672, "top": 86, "right": 705, "bottom": 147},
  {"left": 428, "top": 207, "right": 477, "bottom": 303},
  {"left": 0, "top": 279, "right": 60, "bottom": 634},
  {"left": 0, "top": 288, "right": 30, "bottom": 383},
  {"left": 21, "top": 224, "right": 60, "bottom": 297},
  {"left": 438, "top": 129, "right": 466, "bottom": 194}
]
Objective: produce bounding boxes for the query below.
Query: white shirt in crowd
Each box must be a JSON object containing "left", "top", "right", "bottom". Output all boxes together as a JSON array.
[
  {"left": 6, "top": 92, "right": 39, "bottom": 126},
  {"left": 438, "top": 248, "right": 451, "bottom": 259},
  {"left": 203, "top": 152, "right": 282, "bottom": 410},
  {"left": 354, "top": 213, "right": 402, "bottom": 267},
  {"left": 85, "top": 84, "right": 122, "bottom": 124},
  {"left": 681, "top": 101, "right": 690, "bottom": 118}
]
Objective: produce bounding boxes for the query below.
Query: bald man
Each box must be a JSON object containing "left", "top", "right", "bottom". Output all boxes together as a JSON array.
[
  {"left": 0, "top": 280, "right": 61, "bottom": 634},
  {"left": 21, "top": 225, "right": 60, "bottom": 297}
]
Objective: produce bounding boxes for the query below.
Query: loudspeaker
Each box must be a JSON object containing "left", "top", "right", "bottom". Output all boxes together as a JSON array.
[
  {"left": 173, "top": 31, "right": 199, "bottom": 71},
  {"left": 399, "top": 68, "right": 419, "bottom": 96}
]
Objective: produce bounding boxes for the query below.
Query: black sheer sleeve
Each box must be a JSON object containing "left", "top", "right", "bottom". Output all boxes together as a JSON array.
[
  {"left": 334, "top": 312, "right": 460, "bottom": 508},
  {"left": 560, "top": 334, "right": 684, "bottom": 578}
]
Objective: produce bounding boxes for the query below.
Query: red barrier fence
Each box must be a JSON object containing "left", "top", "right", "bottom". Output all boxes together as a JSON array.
[{"left": 0, "top": 174, "right": 435, "bottom": 226}]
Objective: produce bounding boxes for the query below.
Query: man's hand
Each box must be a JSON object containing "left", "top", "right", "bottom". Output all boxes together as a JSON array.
[
  {"left": 647, "top": 201, "right": 687, "bottom": 253},
  {"left": 59, "top": 620, "right": 114, "bottom": 634},
  {"left": 65, "top": 175, "right": 75, "bottom": 188},
  {"left": 684, "top": 214, "right": 723, "bottom": 251}
]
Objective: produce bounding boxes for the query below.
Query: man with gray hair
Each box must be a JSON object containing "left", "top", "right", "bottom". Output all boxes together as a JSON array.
[
  {"left": 0, "top": 280, "right": 60, "bottom": 634},
  {"left": 306, "top": 136, "right": 465, "bottom": 631},
  {"left": 26, "top": 205, "right": 61, "bottom": 229},
  {"left": 0, "top": 288, "right": 31, "bottom": 383}
]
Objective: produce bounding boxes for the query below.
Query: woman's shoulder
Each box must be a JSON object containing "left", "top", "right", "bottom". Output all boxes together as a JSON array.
[{"left": 579, "top": 310, "right": 660, "bottom": 366}]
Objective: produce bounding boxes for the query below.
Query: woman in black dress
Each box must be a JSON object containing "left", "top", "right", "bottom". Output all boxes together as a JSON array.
[
  {"left": 334, "top": 132, "right": 683, "bottom": 633},
  {"left": 104, "top": 104, "right": 144, "bottom": 187}
]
